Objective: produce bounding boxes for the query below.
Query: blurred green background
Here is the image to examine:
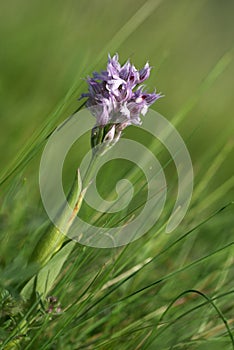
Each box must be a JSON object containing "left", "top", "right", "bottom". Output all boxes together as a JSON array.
[
  {"left": 0, "top": 0, "right": 233, "bottom": 191},
  {"left": 0, "top": 2, "right": 233, "bottom": 348}
]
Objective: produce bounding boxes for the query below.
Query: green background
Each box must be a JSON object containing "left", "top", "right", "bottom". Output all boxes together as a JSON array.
[
  {"left": 0, "top": 0, "right": 233, "bottom": 181},
  {"left": 0, "top": 1, "right": 233, "bottom": 349}
]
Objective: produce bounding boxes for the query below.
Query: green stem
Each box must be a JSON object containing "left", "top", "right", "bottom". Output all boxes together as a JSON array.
[{"left": 28, "top": 154, "right": 98, "bottom": 270}]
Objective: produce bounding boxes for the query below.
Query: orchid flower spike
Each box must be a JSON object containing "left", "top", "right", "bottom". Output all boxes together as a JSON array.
[{"left": 80, "top": 53, "right": 163, "bottom": 153}]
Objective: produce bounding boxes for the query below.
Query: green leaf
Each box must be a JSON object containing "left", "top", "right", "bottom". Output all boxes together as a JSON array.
[
  {"left": 28, "top": 169, "right": 82, "bottom": 268},
  {"left": 21, "top": 241, "right": 76, "bottom": 300}
]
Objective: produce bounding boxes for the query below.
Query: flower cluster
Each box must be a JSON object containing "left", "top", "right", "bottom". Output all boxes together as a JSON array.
[
  {"left": 80, "top": 54, "right": 162, "bottom": 151},
  {"left": 46, "top": 296, "right": 62, "bottom": 315}
]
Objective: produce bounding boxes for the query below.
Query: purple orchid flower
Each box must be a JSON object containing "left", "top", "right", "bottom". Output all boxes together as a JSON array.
[{"left": 80, "top": 54, "right": 162, "bottom": 152}]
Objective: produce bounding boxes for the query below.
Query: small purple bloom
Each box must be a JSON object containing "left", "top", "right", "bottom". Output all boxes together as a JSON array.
[
  {"left": 46, "top": 295, "right": 62, "bottom": 315},
  {"left": 80, "top": 54, "right": 162, "bottom": 151}
]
